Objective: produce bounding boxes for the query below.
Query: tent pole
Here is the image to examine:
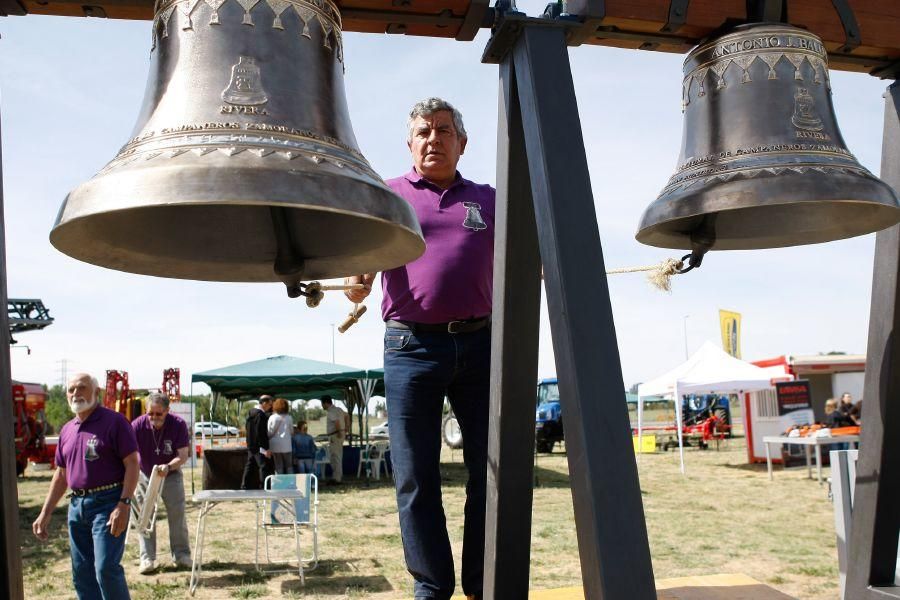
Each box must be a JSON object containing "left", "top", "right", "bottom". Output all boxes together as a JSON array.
[
  {"left": 637, "top": 394, "right": 643, "bottom": 459},
  {"left": 675, "top": 383, "right": 685, "bottom": 475},
  {"left": 190, "top": 381, "right": 195, "bottom": 496}
]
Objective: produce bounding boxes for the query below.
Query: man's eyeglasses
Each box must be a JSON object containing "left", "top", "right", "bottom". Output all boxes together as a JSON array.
[{"left": 148, "top": 411, "right": 166, "bottom": 417}]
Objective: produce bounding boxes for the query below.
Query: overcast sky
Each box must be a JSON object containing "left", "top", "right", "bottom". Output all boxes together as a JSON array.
[{"left": 0, "top": 4, "right": 891, "bottom": 395}]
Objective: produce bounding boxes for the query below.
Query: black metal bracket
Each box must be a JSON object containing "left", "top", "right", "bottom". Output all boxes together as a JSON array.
[
  {"left": 482, "top": 10, "right": 579, "bottom": 64},
  {"left": 561, "top": 0, "right": 604, "bottom": 46},
  {"left": 830, "top": 0, "right": 861, "bottom": 54},
  {"left": 0, "top": 0, "right": 24, "bottom": 16},
  {"left": 746, "top": 0, "right": 786, "bottom": 24},
  {"left": 660, "top": 0, "right": 690, "bottom": 34},
  {"left": 871, "top": 60, "right": 900, "bottom": 81}
]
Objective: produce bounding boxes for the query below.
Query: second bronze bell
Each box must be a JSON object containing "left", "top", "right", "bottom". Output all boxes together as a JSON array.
[
  {"left": 50, "top": 0, "right": 425, "bottom": 291},
  {"left": 637, "top": 23, "right": 900, "bottom": 255}
]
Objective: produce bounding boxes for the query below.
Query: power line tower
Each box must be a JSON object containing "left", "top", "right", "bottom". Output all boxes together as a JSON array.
[{"left": 56, "top": 359, "right": 68, "bottom": 388}]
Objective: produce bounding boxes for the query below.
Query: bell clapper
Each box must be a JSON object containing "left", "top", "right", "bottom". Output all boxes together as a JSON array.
[
  {"left": 676, "top": 214, "right": 716, "bottom": 274},
  {"left": 338, "top": 304, "right": 367, "bottom": 333},
  {"left": 280, "top": 280, "right": 367, "bottom": 307}
]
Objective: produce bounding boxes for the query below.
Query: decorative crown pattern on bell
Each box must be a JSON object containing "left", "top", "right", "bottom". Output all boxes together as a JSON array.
[
  {"left": 50, "top": 0, "right": 424, "bottom": 289},
  {"left": 637, "top": 23, "right": 900, "bottom": 252}
]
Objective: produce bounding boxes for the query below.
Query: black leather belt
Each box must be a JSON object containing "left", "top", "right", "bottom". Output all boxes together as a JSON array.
[{"left": 386, "top": 317, "right": 490, "bottom": 334}]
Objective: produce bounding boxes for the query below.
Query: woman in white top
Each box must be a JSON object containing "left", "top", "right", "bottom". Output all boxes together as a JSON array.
[{"left": 267, "top": 398, "right": 294, "bottom": 475}]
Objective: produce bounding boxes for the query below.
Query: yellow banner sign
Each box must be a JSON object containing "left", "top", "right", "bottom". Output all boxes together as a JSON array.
[{"left": 719, "top": 309, "right": 742, "bottom": 358}]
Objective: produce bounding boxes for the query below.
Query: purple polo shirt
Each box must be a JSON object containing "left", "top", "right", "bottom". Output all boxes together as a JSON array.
[
  {"left": 382, "top": 168, "right": 495, "bottom": 323},
  {"left": 55, "top": 405, "right": 138, "bottom": 490},
  {"left": 132, "top": 413, "right": 191, "bottom": 477}
]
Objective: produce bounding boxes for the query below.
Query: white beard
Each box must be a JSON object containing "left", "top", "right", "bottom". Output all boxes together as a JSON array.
[{"left": 69, "top": 397, "right": 97, "bottom": 415}]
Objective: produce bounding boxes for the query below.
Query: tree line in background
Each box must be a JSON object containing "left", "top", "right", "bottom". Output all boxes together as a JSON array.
[{"left": 42, "top": 384, "right": 324, "bottom": 432}]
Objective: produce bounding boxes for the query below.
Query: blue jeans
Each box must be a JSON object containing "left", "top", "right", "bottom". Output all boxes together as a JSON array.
[
  {"left": 294, "top": 458, "right": 315, "bottom": 474},
  {"left": 384, "top": 325, "right": 490, "bottom": 600},
  {"left": 67, "top": 487, "right": 131, "bottom": 600}
]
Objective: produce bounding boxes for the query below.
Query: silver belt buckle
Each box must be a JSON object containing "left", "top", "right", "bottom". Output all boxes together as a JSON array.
[{"left": 447, "top": 321, "right": 463, "bottom": 334}]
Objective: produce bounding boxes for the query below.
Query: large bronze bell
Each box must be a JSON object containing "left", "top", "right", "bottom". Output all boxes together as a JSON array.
[
  {"left": 637, "top": 23, "right": 900, "bottom": 259},
  {"left": 50, "top": 0, "right": 424, "bottom": 292}
]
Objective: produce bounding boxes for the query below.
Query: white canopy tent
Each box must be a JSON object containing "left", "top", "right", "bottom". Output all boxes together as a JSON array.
[{"left": 637, "top": 341, "right": 774, "bottom": 474}]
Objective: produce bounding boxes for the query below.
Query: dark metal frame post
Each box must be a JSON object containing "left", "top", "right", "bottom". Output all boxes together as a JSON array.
[
  {"left": 0, "top": 104, "right": 25, "bottom": 600},
  {"left": 846, "top": 81, "right": 900, "bottom": 600},
  {"left": 483, "top": 55, "right": 543, "bottom": 599},
  {"left": 483, "top": 19, "right": 655, "bottom": 599}
]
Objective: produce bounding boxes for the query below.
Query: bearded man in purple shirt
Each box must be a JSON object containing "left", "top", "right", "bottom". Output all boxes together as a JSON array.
[
  {"left": 346, "top": 97, "right": 494, "bottom": 600},
  {"left": 131, "top": 391, "right": 192, "bottom": 574},
  {"left": 33, "top": 372, "right": 139, "bottom": 600}
]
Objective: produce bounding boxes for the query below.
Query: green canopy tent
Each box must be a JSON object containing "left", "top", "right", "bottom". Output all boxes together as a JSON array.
[{"left": 191, "top": 355, "right": 385, "bottom": 444}]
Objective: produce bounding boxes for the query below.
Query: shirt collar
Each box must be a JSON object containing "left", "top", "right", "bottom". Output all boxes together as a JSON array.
[
  {"left": 404, "top": 167, "right": 467, "bottom": 191},
  {"left": 75, "top": 405, "right": 103, "bottom": 426}
]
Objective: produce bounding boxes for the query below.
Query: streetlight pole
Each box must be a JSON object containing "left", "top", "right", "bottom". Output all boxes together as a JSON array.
[{"left": 682, "top": 315, "right": 690, "bottom": 359}]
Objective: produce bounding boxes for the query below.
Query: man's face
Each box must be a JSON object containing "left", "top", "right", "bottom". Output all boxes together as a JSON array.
[
  {"left": 147, "top": 403, "right": 169, "bottom": 430},
  {"left": 261, "top": 400, "right": 272, "bottom": 412},
  {"left": 408, "top": 111, "right": 467, "bottom": 184},
  {"left": 67, "top": 375, "right": 97, "bottom": 415},
  {"left": 841, "top": 393, "right": 852, "bottom": 405}
]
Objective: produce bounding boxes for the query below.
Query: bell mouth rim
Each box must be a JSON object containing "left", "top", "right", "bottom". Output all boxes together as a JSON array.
[
  {"left": 50, "top": 165, "right": 426, "bottom": 283},
  {"left": 51, "top": 198, "right": 426, "bottom": 243},
  {"left": 50, "top": 204, "right": 427, "bottom": 283},
  {"left": 636, "top": 198, "right": 900, "bottom": 252}
]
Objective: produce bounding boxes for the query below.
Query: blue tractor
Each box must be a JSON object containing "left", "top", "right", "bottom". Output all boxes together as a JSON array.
[
  {"left": 534, "top": 378, "right": 563, "bottom": 453},
  {"left": 441, "top": 378, "right": 565, "bottom": 452}
]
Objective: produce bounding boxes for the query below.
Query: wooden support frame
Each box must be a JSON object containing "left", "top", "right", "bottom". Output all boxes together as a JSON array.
[
  {"left": 846, "top": 81, "right": 900, "bottom": 600},
  {"left": 483, "top": 20, "right": 655, "bottom": 599}
]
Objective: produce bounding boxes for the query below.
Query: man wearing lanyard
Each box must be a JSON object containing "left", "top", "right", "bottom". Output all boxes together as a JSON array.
[
  {"left": 131, "top": 391, "right": 192, "bottom": 574},
  {"left": 32, "top": 373, "right": 139, "bottom": 599},
  {"left": 346, "top": 97, "right": 494, "bottom": 600}
]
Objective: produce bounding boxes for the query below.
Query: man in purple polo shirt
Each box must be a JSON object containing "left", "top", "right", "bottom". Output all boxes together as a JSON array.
[
  {"left": 33, "top": 372, "right": 139, "bottom": 600},
  {"left": 346, "top": 97, "right": 493, "bottom": 600},
  {"left": 131, "top": 391, "right": 192, "bottom": 574}
]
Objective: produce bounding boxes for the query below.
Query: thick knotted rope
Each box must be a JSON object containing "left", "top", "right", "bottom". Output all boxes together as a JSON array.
[{"left": 605, "top": 257, "right": 685, "bottom": 292}]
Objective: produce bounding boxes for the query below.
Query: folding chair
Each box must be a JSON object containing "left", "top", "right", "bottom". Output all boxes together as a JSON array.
[
  {"left": 357, "top": 440, "right": 391, "bottom": 480},
  {"left": 314, "top": 444, "right": 330, "bottom": 479},
  {"left": 258, "top": 474, "right": 319, "bottom": 583},
  {"left": 127, "top": 466, "right": 164, "bottom": 543}
]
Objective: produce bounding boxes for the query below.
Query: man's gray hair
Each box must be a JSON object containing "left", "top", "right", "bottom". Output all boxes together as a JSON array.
[
  {"left": 407, "top": 97, "right": 467, "bottom": 141},
  {"left": 148, "top": 391, "right": 170, "bottom": 409}
]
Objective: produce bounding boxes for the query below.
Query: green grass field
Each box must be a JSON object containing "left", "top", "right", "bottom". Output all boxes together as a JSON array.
[{"left": 17, "top": 430, "right": 840, "bottom": 599}]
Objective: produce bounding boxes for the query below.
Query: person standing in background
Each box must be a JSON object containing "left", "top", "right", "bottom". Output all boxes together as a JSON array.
[
  {"left": 131, "top": 391, "right": 192, "bottom": 574},
  {"left": 33, "top": 373, "right": 139, "bottom": 599},
  {"left": 241, "top": 395, "right": 274, "bottom": 489},
  {"left": 321, "top": 395, "right": 346, "bottom": 484},
  {"left": 267, "top": 398, "right": 294, "bottom": 475},
  {"left": 292, "top": 421, "right": 317, "bottom": 474}
]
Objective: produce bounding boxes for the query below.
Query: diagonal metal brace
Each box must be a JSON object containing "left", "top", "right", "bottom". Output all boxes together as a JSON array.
[
  {"left": 660, "top": 0, "right": 690, "bottom": 33},
  {"left": 830, "top": 0, "right": 862, "bottom": 53}
]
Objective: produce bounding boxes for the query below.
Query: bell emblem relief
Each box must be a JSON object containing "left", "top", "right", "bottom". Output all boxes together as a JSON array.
[
  {"left": 84, "top": 437, "right": 100, "bottom": 461},
  {"left": 462, "top": 202, "right": 487, "bottom": 231},
  {"left": 222, "top": 56, "right": 268, "bottom": 106},
  {"left": 791, "top": 87, "right": 824, "bottom": 132}
]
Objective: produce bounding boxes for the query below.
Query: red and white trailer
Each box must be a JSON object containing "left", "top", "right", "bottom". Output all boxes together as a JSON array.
[{"left": 743, "top": 354, "right": 865, "bottom": 464}]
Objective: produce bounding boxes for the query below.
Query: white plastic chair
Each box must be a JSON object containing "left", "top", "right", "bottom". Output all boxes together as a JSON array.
[
  {"left": 314, "top": 443, "right": 331, "bottom": 479},
  {"left": 258, "top": 473, "right": 319, "bottom": 582},
  {"left": 357, "top": 440, "right": 391, "bottom": 480}
]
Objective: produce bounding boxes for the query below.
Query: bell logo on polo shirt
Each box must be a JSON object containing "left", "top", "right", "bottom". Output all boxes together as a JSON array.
[
  {"left": 84, "top": 437, "right": 100, "bottom": 461},
  {"left": 462, "top": 202, "right": 487, "bottom": 231},
  {"left": 163, "top": 440, "right": 173, "bottom": 455}
]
